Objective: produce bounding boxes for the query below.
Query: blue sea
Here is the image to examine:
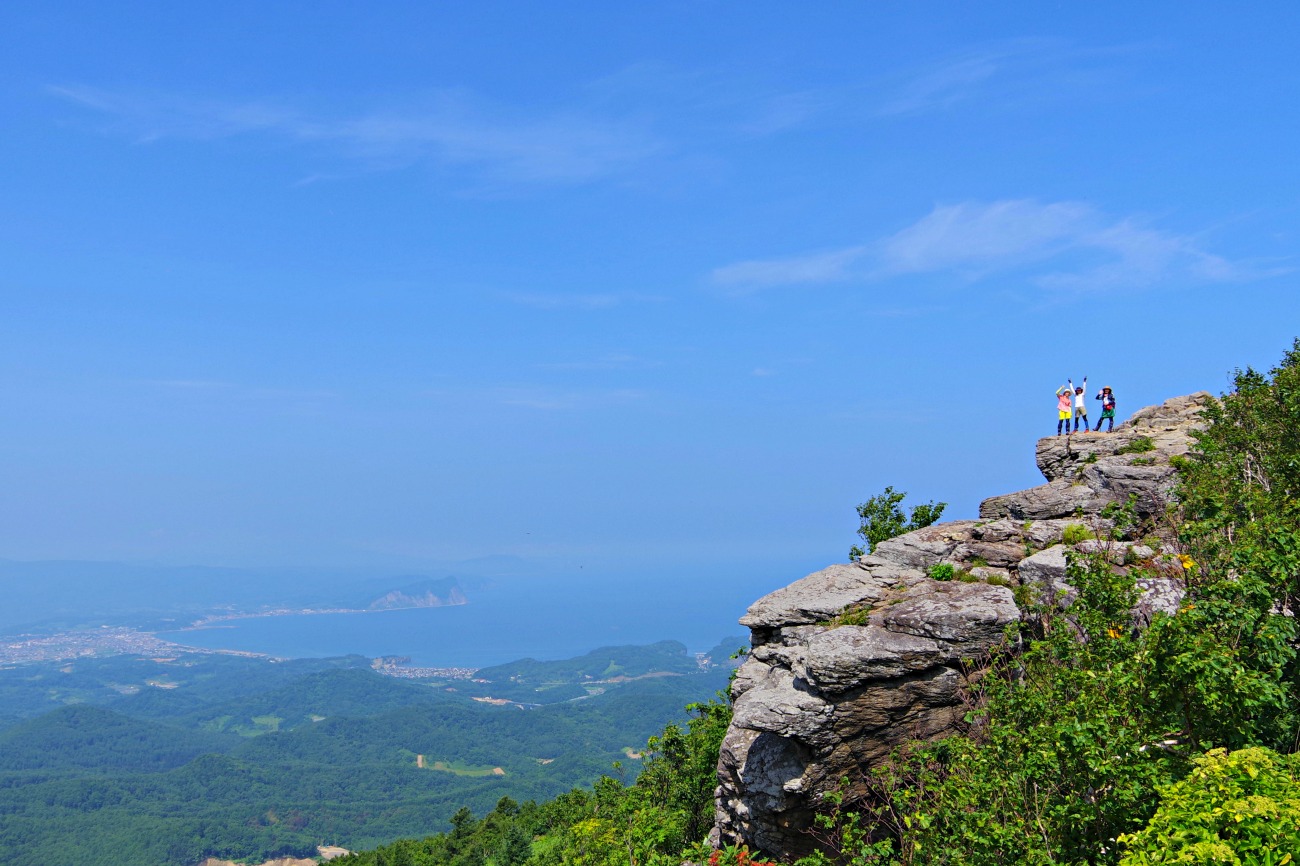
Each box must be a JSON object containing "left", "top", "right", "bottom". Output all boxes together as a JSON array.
[{"left": 157, "top": 570, "right": 785, "bottom": 668}]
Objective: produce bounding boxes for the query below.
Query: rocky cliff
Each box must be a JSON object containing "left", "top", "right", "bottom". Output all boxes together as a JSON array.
[
  {"left": 712, "top": 393, "right": 1210, "bottom": 859},
  {"left": 366, "top": 577, "right": 467, "bottom": 611}
]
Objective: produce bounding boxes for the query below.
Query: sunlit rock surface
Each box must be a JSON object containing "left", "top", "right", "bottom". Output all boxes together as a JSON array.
[{"left": 713, "top": 394, "right": 1208, "bottom": 858}]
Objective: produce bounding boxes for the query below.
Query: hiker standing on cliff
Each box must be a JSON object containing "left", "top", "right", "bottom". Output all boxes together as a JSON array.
[
  {"left": 1056, "top": 381, "right": 1073, "bottom": 435},
  {"left": 1071, "top": 376, "right": 1088, "bottom": 432},
  {"left": 1094, "top": 386, "right": 1117, "bottom": 432}
]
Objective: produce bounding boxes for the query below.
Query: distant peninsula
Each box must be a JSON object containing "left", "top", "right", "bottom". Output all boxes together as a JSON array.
[
  {"left": 363, "top": 577, "right": 467, "bottom": 611},
  {"left": 182, "top": 576, "right": 468, "bottom": 630}
]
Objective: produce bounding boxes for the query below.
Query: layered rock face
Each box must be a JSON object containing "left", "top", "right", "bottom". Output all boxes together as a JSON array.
[
  {"left": 713, "top": 393, "right": 1210, "bottom": 859},
  {"left": 980, "top": 392, "right": 1209, "bottom": 522}
]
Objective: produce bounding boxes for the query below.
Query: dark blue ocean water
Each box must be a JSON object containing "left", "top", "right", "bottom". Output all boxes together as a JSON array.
[{"left": 157, "top": 571, "right": 779, "bottom": 668}]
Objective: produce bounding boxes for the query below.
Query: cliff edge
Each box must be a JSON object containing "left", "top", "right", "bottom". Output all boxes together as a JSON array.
[{"left": 713, "top": 393, "right": 1210, "bottom": 858}]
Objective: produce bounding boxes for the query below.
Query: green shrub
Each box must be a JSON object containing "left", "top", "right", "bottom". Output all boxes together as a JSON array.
[
  {"left": 1100, "top": 494, "right": 1140, "bottom": 539},
  {"left": 1130, "top": 456, "right": 1155, "bottom": 466},
  {"left": 825, "top": 603, "right": 873, "bottom": 627},
  {"left": 1062, "top": 523, "right": 1094, "bottom": 545},
  {"left": 1012, "top": 582, "right": 1039, "bottom": 608},
  {"left": 1118, "top": 747, "right": 1300, "bottom": 865},
  {"left": 985, "top": 573, "right": 1012, "bottom": 588},
  {"left": 1117, "top": 435, "right": 1156, "bottom": 454},
  {"left": 928, "top": 563, "right": 955, "bottom": 581},
  {"left": 848, "top": 486, "right": 946, "bottom": 560}
]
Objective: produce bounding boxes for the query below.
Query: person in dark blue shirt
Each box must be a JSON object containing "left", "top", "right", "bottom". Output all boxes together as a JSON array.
[{"left": 1094, "top": 386, "right": 1117, "bottom": 432}]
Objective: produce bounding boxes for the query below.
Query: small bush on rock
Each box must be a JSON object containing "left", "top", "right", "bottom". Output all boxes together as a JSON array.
[
  {"left": 1062, "top": 523, "right": 1094, "bottom": 545},
  {"left": 849, "top": 486, "right": 946, "bottom": 560},
  {"left": 1117, "top": 435, "right": 1156, "bottom": 455},
  {"left": 928, "top": 563, "right": 955, "bottom": 581},
  {"left": 825, "top": 603, "right": 873, "bottom": 628}
]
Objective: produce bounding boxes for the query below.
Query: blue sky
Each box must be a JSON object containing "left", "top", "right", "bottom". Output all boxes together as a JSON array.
[{"left": 1, "top": 3, "right": 1297, "bottom": 579}]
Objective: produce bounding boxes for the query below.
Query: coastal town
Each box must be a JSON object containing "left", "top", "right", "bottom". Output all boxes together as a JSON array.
[
  {"left": 370, "top": 655, "right": 478, "bottom": 680},
  {"left": 1, "top": 588, "right": 477, "bottom": 670},
  {"left": 0, "top": 626, "right": 482, "bottom": 680},
  {"left": 0, "top": 626, "right": 262, "bottom": 666}
]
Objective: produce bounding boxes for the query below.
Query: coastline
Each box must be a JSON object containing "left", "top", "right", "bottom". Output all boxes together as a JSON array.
[
  {"left": 182, "top": 598, "right": 469, "bottom": 630},
  {"left": 1, "top": 598, "right": 473, "bottom": 666}
]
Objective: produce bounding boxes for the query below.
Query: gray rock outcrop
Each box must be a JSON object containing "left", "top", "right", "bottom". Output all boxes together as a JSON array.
[
  {"left": 713, "top": 394, "right": 1208, "bottom": 859},
  {"left": 979, "top": 392, "right": 1209, "bottom": 521}
]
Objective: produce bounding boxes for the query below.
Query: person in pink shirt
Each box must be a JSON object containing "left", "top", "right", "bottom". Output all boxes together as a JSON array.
[{"left": 1056, "top": 381, "right": 1073, "bottom": 436}]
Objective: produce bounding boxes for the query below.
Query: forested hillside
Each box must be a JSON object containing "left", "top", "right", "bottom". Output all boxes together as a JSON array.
[{"left": 0, "top": 640, "right": 739, "bottom": 866}]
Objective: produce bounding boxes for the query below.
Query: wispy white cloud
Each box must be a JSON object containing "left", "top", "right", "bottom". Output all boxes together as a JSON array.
[
  {"left": 877, "top": 39, "right": 1143, "bottom": 117},
  {"left": 711, "top": 199, "right": 1273, "bottom": 294},
  {"left": 882, "top": 200, "right": 1264, "bottom": 290},
  {"left": 51, "top": 86, "right": 300, "bottom": 140},
  {"left": 879, "top": 200, "right": 1094, "bottom": 275},
  {"left": 48, "top": 42, "right": 1141, "bottom": 194},
  {"left": 880, "top": 49, "right": 1005, "bottom": 116},
  {"left": 584, "top": 62, "right": 832, "bottom": 138},
  {"left": 49, "top": 85, "right": 661, "bottom": 186},
  {"left": 736, "top": 90, "right": 831, "bottom": 136},
  {"left": 710, "top": 246, "right": 867, "bottom": 294},
  {"left": 1035, "top": 219, "right": 1248, "bottom": 291}
]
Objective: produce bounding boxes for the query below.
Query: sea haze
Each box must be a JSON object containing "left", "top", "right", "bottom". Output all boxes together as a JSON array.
[{"left": 157, "top": 570, "right": 775, "bottom": 667}]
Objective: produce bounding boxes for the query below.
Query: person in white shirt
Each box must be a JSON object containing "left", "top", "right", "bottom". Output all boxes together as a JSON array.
[{"left": 1069, "top": 377, "right": 1088, "bottom": 432}]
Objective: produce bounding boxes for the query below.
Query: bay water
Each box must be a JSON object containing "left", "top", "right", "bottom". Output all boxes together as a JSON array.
[{"left": 158, "top": 570, "right": 776, "bottom": 668}]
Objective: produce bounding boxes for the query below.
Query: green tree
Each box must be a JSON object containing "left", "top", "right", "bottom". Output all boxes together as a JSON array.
[
  {"left": 498, "top": 821, "right": 533, "bottom": 866},
  {"left": 1119, "top": 747, "right": 1300, "bottom": 865},
  {"left": 849, "top": 486, "right": 946, "bottom": 560},
  {"left": 635, "top": 697, "right": 733, "bottom": 845},
  {"left": 1170, "top": 338, "right": 1300, "bottom": 752},
  {"left": 1177, "top": 337, "right": 1300, "bottom": 612}
]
